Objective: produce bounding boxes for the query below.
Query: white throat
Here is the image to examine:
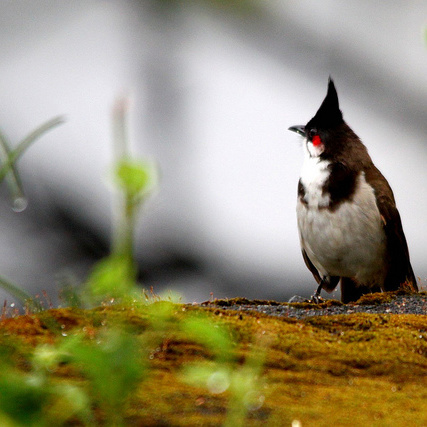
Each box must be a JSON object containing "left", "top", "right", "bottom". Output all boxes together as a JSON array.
[
  {"left": 305, "top": 138, "right": 325, "bottom": 158},
  {"left": 299, "top": 153, "right": 331, "bottom": 208}
]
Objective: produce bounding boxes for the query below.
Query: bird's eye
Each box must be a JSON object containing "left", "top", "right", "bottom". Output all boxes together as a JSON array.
[{"left": 308, "top": 128, "right": 317, "bottom": 138}]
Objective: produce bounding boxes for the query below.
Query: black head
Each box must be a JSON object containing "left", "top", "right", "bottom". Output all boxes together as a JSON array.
[
  {"left": 306, "top": 78, "right": 343, "bottom": 131},
  {"left": 289, "top": 78, "right": 348, "bottom": 158}
]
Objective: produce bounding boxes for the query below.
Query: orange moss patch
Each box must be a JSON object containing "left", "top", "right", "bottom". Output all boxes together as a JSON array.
[{"left": 0, "top": 315, "right": 51, "bottom": 346}]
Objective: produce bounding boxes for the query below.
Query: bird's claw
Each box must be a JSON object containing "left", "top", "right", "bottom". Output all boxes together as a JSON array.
[{"left": 310, "top": 293, "right": 324, "bottom": 304}]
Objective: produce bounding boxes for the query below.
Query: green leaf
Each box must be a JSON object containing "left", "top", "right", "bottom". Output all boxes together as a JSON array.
[
  {"left": 68, "top": 329, "right": 146, "bottom": 422},
  {"left": 180, "top": 315, "right": 234, "bottom": 362},
  {"left": 0, "top": 370, "right": 50, "bottom": 425},
  {"left": 85, "top": 254, "right": 136, "bottom": 301},
  {"left": 114, "top": 159, "right": 156, "bottom": 199}
]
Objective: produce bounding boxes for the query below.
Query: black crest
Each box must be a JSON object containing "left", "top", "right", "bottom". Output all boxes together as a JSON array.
[{"left": 307, "top": 78, "right": 344, "bottom": 130}]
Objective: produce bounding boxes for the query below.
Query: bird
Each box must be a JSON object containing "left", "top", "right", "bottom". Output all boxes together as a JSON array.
[{"left": 288, "top": 78, "right": 417, "bottom": 303}]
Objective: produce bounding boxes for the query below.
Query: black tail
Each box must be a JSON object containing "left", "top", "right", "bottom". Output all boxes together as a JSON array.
[{"left": 340, "top": 278, "right": 382, "bottom": 304}]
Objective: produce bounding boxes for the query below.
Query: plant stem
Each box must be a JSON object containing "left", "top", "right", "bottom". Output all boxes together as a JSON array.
[
  {"left": 0, "top": 116, "right": 64, "bottom": 183},
  {"left": 0, "top": 130, "right": 27, "bottom": 211}
]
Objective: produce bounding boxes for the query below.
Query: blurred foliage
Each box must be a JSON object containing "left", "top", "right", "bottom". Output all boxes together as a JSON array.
[
  {"left": 114, "top": 159, "right": 154, "bottom": 200},
  {"left": 196, "top": 0, "right": 261, "bottom": 14},
  {"left": 0, "top": 117, "right": 64, "bottom": 311},
  {"left": 181, "top": 312, "right": 266, "bottom": 427},
  {"left": 146, "top": 0, "right": 264, "bottom": 17},
  {"left": 0, "top": 301, "right": 268, "bottom": 426},
  {"left": 0, "top": 347, "right": 91, "bottom": 426},
  {"left": 85, "top": 100, "right": 158, "bottom": 305},
  {"left": 0, "top": 116, "right": 64, "bottom": 208},
  {"left": 0, "top": 369, "right": 51, "bottom": 426},
  {"left": 64, "top": 329, "right": 146, "bottom": 425},
  {"left": 85, "top": 254, "right": 137, "bottom": 302},
  {"left": 0, "top": 275, "right": 41, "bottom": 313},
  {"left": 0, "top": 101, "right": 266, "bottom": 425}
]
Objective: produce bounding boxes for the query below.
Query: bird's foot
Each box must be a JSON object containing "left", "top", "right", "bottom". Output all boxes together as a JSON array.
[
  {"left": 288, "top": 294, "right": 324, "bottom": 304},
  {"left": 310, "top": 292, "right": 324, "bottom": 304}
]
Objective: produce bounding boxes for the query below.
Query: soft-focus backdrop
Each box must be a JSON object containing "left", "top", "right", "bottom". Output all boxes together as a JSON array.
[{"left": 0, "top": 0, "right": 426, "bottom": 304}]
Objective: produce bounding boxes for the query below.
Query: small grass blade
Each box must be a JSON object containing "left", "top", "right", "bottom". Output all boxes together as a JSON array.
[
  {"left": 0, "top": 275, "right": 42, "bottom": 312},
  {"left": 0, "top": 130, "right": 27, "bottom": 211},
  {"left": 0, "top": 116, "right": 65, "bottom": 183}
]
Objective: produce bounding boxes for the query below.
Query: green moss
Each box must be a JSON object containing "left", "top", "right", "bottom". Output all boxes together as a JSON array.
[
  {"left": 1, "top": 303, "right": 427, "bottom": 425},
  {"left": 355, "top": 292, "right": 396, "bottom": 305},
  {"left": 354, "top": 287, "right": 419, "bottom": 305}
]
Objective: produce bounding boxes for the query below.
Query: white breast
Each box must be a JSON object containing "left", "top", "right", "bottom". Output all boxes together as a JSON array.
[
  {"left": 299, "top": 156, "right": 331, "bottom": 208},
  {"left": 297, "top": 169, "right": 387, "bottom": 287}
]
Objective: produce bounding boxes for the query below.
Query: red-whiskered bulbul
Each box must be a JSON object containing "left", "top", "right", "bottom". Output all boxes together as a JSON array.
[{"left": 289, "top": 78, "right": 417, "bottom": 303}]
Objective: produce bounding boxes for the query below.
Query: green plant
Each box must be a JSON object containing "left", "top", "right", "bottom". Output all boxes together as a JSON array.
[
  {"left": 0, "top": 116, "right": 64, "bottom": 209},
  {"left": 0, "top": 102, "right": 268, "bottom": 426},
  {"left": 85, "top": 100, "right": 157, "bottom": 304},
  {"left": 0, "top": 344, "right": 91, "bottom": 426},
  {"left": 63, "top": 329, "right": 146, "bottom": 426},
  {"left": 0, "top": 116, "right": 64, "bottom": 311}
]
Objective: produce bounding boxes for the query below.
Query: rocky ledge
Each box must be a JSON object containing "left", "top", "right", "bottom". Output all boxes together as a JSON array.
[{"left": 200, "top": 290, "right": 427, "bottom": 320}]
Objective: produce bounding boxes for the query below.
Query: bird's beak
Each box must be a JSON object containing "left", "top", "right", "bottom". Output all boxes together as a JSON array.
[{"left": 288, "top": 125, "right": 305, "bottom": 137}]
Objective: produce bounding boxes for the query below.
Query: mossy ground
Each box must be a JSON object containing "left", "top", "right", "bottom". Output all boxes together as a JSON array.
[{"left": 1, "top": 302, "right": 427, "bottom": 425}]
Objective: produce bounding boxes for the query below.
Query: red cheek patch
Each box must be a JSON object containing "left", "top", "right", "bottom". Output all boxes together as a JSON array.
[{"left": 312, "top": 135, "right": 322, "bottom": 146}]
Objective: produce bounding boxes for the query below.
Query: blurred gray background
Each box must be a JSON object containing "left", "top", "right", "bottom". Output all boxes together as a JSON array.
[{"left": 0, "top": 0, "right": 426, "bottom": 305}]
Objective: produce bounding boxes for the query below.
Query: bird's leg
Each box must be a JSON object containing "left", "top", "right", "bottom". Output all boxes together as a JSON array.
[{"left": 310, "top": 280, "right": 325, "bottom": 304}]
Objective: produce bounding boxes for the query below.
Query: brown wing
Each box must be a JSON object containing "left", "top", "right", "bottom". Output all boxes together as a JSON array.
[
  {"left": 301, "top": 249, "right": 339, "bottom": 293},
  {"left": 365, "top": 165, "right": 417, "bottom": 291}
]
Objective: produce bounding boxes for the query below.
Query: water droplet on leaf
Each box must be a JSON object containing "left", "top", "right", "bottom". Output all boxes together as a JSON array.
[{"left": 12, "top": 197, "right": 28, "bottom": 212}]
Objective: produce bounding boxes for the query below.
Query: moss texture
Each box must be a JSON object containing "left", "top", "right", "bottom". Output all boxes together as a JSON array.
[{"left": 1, "top": 302, "right": 427, "bottom": 425}]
